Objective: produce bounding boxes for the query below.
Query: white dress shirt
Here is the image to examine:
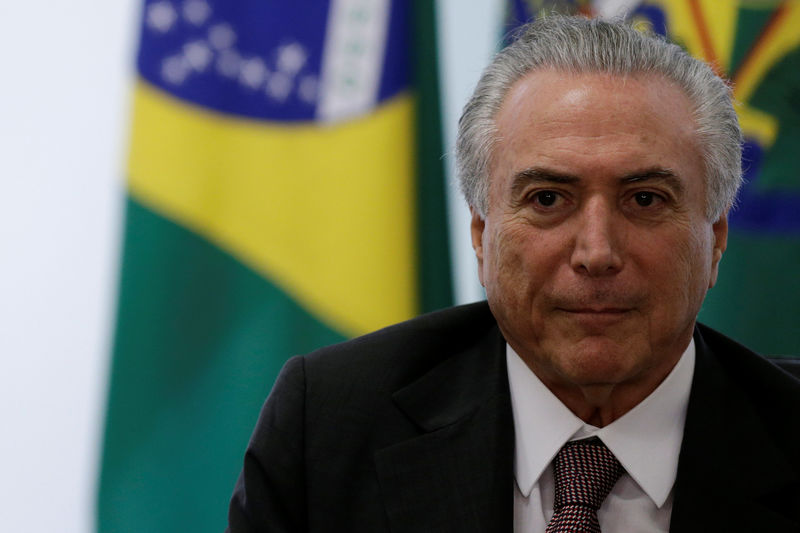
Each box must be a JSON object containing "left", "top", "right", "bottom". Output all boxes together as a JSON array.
[{"left": 507, "top": 340, "right": 695, "bottom": 532}]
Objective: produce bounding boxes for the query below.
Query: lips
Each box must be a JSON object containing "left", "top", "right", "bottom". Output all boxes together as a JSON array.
[
  {"left": 549, "top": 289, "right": 642, "bottom": 317},
  {"left": 556, "top": 307, "right": 634, "bottom": 329},
  {"left": 561, "top": 308, "right": 631, "bottom": 314}
]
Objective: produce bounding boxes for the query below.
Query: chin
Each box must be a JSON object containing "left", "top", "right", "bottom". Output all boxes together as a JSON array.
[{"left": 554, "top": 338, "right": 644, "bottom": 387}]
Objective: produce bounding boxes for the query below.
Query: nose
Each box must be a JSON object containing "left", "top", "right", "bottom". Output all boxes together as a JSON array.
[{"left": 570, "top": 199, "right": 624, "bottom": 276}]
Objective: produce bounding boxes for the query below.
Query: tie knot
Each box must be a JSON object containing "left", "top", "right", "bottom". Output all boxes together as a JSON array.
[{"left": 552, "top": 437, "right": 624, "bottom": 512}]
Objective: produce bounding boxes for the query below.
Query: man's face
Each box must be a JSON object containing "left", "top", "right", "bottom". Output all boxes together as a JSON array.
[{"left": 472, "top": 70, "right": 728, "bottom": 406}]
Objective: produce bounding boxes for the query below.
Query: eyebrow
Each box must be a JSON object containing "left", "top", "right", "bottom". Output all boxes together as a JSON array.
[
  {"left": 510, "top": 168, "right": 579, "bottom": 198},
  {"left": 509, "top": 166, "right": 685, "bottom": 197},
  {"left": 621, "top": 168, "right": 683, "bottom": 190}
]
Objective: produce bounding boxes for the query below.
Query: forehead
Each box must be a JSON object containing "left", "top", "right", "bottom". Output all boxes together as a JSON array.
[{"left": 490, "top": 69, "right": 703, "bottom": 189}]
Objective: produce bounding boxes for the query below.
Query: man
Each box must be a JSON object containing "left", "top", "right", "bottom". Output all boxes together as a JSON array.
[{"left": 227, "top": 16, "right": 800, "bottom": 532}]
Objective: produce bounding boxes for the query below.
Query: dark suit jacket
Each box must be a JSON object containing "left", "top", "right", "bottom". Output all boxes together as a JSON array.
[{"left": 227, "top": 301, "right": 800, "bottom": 532}]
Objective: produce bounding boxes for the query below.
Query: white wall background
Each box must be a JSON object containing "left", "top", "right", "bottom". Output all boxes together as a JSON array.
[
  {"left": 0, "top": 1, "right": 138, "bottom": 531},
  {"left": 0, "top": 1, "right": 498, "bottom": 531}
]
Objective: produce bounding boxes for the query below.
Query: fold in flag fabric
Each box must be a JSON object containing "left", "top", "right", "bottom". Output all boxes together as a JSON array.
[
  {"left": 508, "top": 0, "right": 800, "bottom": 357},
  {"left": 98, "top": 1, "right": 452, "bottom": 531}
]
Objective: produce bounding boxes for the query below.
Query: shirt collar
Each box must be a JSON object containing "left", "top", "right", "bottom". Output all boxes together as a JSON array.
[{"left": 507, "top": 339, "right": 695, "bottom": 507}]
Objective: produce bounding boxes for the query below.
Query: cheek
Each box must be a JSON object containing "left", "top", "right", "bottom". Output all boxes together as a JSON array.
[
  {"left": 650, "top": 225, "right": 714, "bottom": 309},
  {"left": 685, "top": 226, "right": 715, "bottom": 299},
  {"left": 485, "top": 223, "right": 557, "bottom": 304},
  {"left": 483, "top": 225, "right": 522, "bottom": 289}
]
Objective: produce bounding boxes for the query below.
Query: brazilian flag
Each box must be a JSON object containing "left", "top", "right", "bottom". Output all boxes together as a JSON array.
[
  {"left": 97, "top": 1, "right": 451, "bottom": 531},
  {"left": 509, "top": 0, "right": 800, "bottom": 357}
]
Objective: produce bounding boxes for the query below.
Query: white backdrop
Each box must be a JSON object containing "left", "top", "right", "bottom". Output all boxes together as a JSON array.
[
  {"left": 0, "top": 1, "right": 497, "bottom": 531},
  {"left": 1, "top": 1, "right": 138, "bottom": 531}
]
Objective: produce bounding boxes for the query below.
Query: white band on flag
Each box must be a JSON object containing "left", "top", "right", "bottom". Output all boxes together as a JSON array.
[{"left": 317, "top": 0, "right": 391, "bottom": 122}]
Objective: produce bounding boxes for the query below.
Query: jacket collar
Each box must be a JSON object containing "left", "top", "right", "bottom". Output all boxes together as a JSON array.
[
  {"left": 669, "top": 326, "right": 800, "bottom": 531},
  {"left": 374, "top": 322, "right": 514, "bottom": 532}
]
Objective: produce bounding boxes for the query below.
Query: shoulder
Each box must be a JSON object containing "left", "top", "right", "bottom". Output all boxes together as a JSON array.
[
  {"left": 673, "top": 325, "right": 800, "bottom": 533},
  {"left": 693, "top": 322, "right": 800, "bottom": 450},
  {"left": 695, "top": 322, "right": 800, "bottom": 405},
  {"left": 298, "top": 300, "right": 499, "bottom": 388}
]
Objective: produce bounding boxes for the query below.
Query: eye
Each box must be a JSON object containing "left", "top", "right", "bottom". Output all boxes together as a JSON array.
[
  {"left": 633, "top": 191, "right": 660, "bottom": 207},
  {"left": 533, "top": 190, "right": 559, "bottom": 207}
]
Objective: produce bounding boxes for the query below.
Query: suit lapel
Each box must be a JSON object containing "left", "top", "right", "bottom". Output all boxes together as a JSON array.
[
  {"left": 374, "top": 325, "right": 514, "bottom": 533},
  {"left": 669, "top": 328, "right": 800, "bottom": 532}
]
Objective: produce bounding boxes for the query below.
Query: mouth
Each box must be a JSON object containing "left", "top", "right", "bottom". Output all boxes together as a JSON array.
[
  {"left": 560, "top": 308, "right": 631, "bottom": 314},
  {"left": 556, "top": 307, "right": 634, "bottom": 326}
]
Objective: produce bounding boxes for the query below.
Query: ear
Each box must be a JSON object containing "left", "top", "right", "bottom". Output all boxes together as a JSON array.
[
  {"left": 708, "top": 213, "right": 728, "bottom": 289},
  {"left": 470, "top": 206, "right": 487, "bottom": 287}
]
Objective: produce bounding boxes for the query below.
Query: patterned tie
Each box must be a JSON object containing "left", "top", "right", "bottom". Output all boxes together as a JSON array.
[{"left": 545, "top": 437, "right": 624, "bottom": 533}]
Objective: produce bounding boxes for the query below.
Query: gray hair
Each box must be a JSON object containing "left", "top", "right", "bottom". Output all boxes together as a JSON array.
[{"left": 456, "top": 15, "right": 742, "bottom": 221}]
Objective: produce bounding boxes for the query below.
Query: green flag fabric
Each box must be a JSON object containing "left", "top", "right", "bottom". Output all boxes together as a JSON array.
[
  {"left": 508, "top": 0, "right": 800, "bottom": 357},
  {"left": 98, "top": 1, "right": 451, "bottom": 531}
]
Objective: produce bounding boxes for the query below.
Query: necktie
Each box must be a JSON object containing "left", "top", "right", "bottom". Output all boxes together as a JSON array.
[{"left": 545, "top": 437, "right": 624, "bottom": 533}]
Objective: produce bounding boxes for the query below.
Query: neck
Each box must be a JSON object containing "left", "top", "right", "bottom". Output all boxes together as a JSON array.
[
  {"left": 550, "top": 383, "right": 649, "bottom": 427},
  {"left": 532, "top": 355, "right": 682, "bottom": 427}
]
